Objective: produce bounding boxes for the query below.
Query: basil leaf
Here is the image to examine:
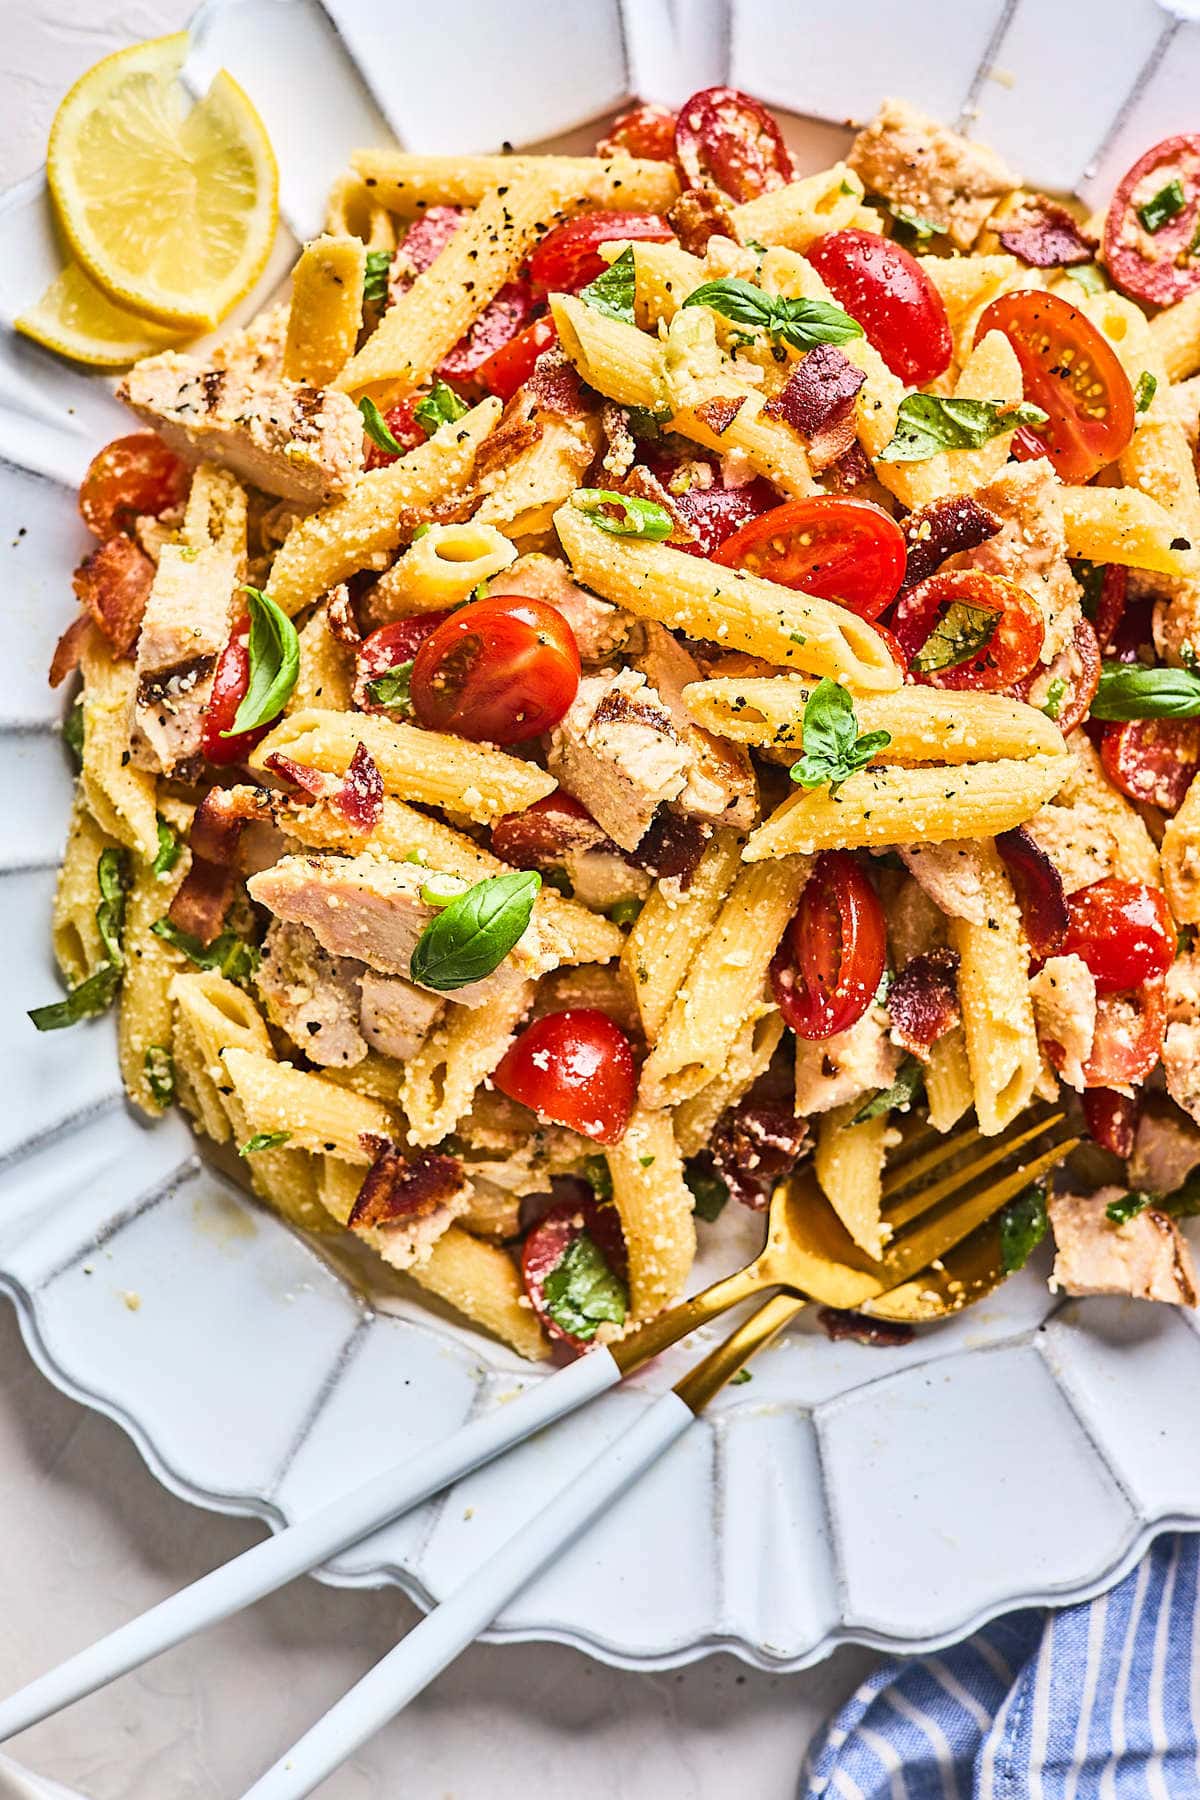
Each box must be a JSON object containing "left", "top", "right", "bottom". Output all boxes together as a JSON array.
[
  {"left": 582, "top": 1152, "right": 614, "bottom": 1202},
  {"left": 1139, "top": 178, "right": 1186, "bottom": 234},
  {"left": 362, "top": 248, "right": 391, "bottom": 304},
  {"left": 28, "top": 962, "right": 122, "bottom": 1032},
  {"left": 878, "top": 198, "right": 939, "bottom": 250},
  {"left": 571, "top": 487, "right": 673, "bottom": 540},
  {"left": 96, "top": 847, "right": 130, "bottom": 967},
  {"left": 791, "top": 678, "right": 892, "bottom": 790},
  {"left": 153, "top": 815, "right": 182, "bottom": 877},
  {"left": 681, "top": 278, "right": 863, "bottom": 351},
  {"left": 542, "top": 1230, "right": 628, "bottom": 1341},
  {"left": 685, "top": 1161, "right": 729, "bottom": 1222},
  {"left": 409, "top": 869, "right": 541, "bottom": 992},
  {"left": 144, "top": 1044, "right": 175, "bottom": 1106},
  {"left": 851, "top": 1056, "right": 924, "bottom": 1125},
  {"left": 999, "top": 1182, "right": 1049, "bottom": 1273},
  {"left": 151, "top": 919, "right": 260, "bottom": 986},
  {"left": 358, "top": 396, "right": 406, "bottom": 457},
  {"left": 28, "top": 846, "right": 129, "bottom": 1031},
  {"left": 365, "top": 660, "right": 414, "bottom": 715},
  {"left": 1091, "top": 662, "right": 1200, "bottom": 720},
  {"left": 1134, "top": 371, "right": 1158, "bottom": 413},
  {"left": 879, "top": 393, "right": 1048, "bottom": 463},
  {"left": 1070, "top": 556, "right": 1108, "bottom": 618},
  {"left": 63, "top": 697, "right": 84, "bottom": 769},
  {"left": 225, "top": 587, "right": 299, "bottom": 738},
  {"left": 413, "top": 379, "right": 468, "bottom": 438},
  {"left": 1106, "top": 1191, "right": 1151, "bottom": 1226},
  {"left": 579, "top": 245, "right": 637, "bottom": 326},
  {"left": 240, "top": 1131, "right": 291, "bottom": 1156},
  {"left": 910, "top": 599, "right": 999, "bottom": 674}
]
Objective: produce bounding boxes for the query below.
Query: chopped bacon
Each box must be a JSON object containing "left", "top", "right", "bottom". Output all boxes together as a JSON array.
[
  {"left": 630, "top": 807, "right": 711, "bottom": 885},
  {"left": 264, "top": 751, "right": 329, "bottom": 801},
  {"left": 996, "top": 825, "right": 1069, "bottom": 960},
  {"left": 169, "top": 786, "right": 267, "bottom": 944},
  {"left": 492, "top": 792, "right": 612, "bottom": 866},
  {"left": 71, "top": 534, "right": 156, "bottom": 658},
  {"left": 524, "top": 345, "right": 587, "bottom": 420},
  {"left": 167, "top": 855, "right": 239, "bottom": 946},
  {"left": 48, "top": 613, "right": 93, "bottom": 688},
  {"left": 817, "top": 1307, "right": 915, "bottom": 1347},
  {"left": 899, "top": 495, "right": 1000, "bottom": 590},
  {"left": 692, "top": 395, "right": 746, "bottom": 437},
  {"left": 711, "top": 1099, "right": 810, "bottom": 1211},
  {"left": 349, "top": 1140, "right": 465, "bottom": 1229},
  {"left": 996, "top": 197, "right": 1096, "bottom": 269},
  {"left": 762, "top": 346, "right": 866, "bottom": 473},
  {"left": 668, "top": 186, "right": 736, "bottom": 255},
  {"left": 823, "top": 441, "right": 873, "bottom": 493},
  {"left": 472, "top": 401, "right": 544, "bottom": 484},
  {"left": 324, "top": 582, "right": 361, "bottom": 646},
  {"left": 888, "top": 948, "right": 961, "bottom": 1057},
  {"left": 337, "top": 742, "right": 383, "bottom": 833}
]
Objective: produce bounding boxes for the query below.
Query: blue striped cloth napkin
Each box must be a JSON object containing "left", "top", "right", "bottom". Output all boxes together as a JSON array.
[{"left": 803, "top": 1534, "right": 1200, "bottom": 1798}]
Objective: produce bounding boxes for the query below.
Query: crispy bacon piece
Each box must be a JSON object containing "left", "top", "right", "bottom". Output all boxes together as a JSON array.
[
  {"left": 899, "top": 495, "right": 1000, "bottom": 590},
  {"left": 711, "top": 1099, "right": 810, "bottom": 1211},
  {"left": 264, "top": 751, "right": 328, "bottom": 801},
  {"left": 888, "top": 948, "right": 961, "bottom": 1058},
  {"left": 996, "top": 825, "right": 1069, "bottom": 960},
  {"left": 692, "top": 395, "right": 746, "bottom": 437},
  {"left": 668, "top": 186, "right": 736, "bottom": 254},
  {"left": 324, "top": 581, "right": 361, "bottom": 646},
  {"left": 762, "top": 345, "right": 866, "bottom": 472},
  {"left": 337, "top": 742, "right": 383, "bottom": 833},
  {"left": 996, "top": 197, "right": 1096, "bottom": 269},
  {"left": 524, "top": 344, "right": 587, "bottom": 420},
  {"left": 630, "top": 807, "right": 710, "bottom": 885},
  {"left": 168, "top": 786, "right": 268, "bottom": 944},
  {"left": 71, "top": 534, "right": 155, "bottom": 658},
  {"left": 471, "top": 400, "right": 544, "bottom": 484},
  {"left": 349, "top": 1140, "right": 465, "bottom": 1229},
  {"left": 167, "top": 854, "right": 240, "bottom": 945},
  {"left": 492, "top": 792, "right": 612, "bottom": 866},
  {"left": 817, "top": 1307, "right": 915, "bottom": 1347},
  {"left": 48, "top": 613, "right": 94, "bottom": 687},
  {"left": 823, "top": 441, "right": 873, "bottom": 493}
]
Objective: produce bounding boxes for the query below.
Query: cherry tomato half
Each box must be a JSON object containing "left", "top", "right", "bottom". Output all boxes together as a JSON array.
[
  {"left": 640, "top": 456, "right": 778, "bottom": 557},
  {"left": 891, "top": 569, "right": 1045, "bottom": 691},
  {"left": 1082, "top": 982, "right": 1167, "bottom": 1090},
  {"left": 1088, "top": 562, "right": 1129, "bottom": 653},
  {"left": 354, "top": 614, "right": 453, "bottom": 712},
  {"left": 713, "top": 496, "right": 906, "bottom": 620},
  {"left": 495, "top": 1010, "right": 637, "bottom": 1144},
  {"left": 529, "top": 212, "right": 674, "bottom": 294},
  {"left": 201, "top": 625, "right": 274, "bottom": 766},
  {"left": 363, "top": 397, "right": 428, "bottom": 469},
  {"left": 521, "top": 1195, "right": 628, "bottom": 1351},
  {"left": 1100, "top": 717, "right": 1200, "bottom": 813},
  {"left": 596, "top": 104, "right": 678, "bottom": 162},
  {"left": 438, "top": 280, "right": 540, "bottom": 383},
  {"left": 78, "top": 433, "right": 188, "bottom": 539},
  {"left": 974, "top": 290, "right": 1135, "bottom": 483},
  {"left": 409, "top": 595, "right": 580, "bottom": 743},
  {"left": 1014, "top": 615, "right": 1101, "bottom": 735},
  {"left": 1103, "top": 135, "right": 1200, "bottom": 308},
  {"left": 1081, "top": 1088, "right": 1139, "bottom": 1160},
  {"left": 476, "top": 316, "right": 558, "bottom": 402},
  {"left": 770, "top": 851, "right": 886, "bottom": 1041},
  {"left": 674, "top": 86, "right": 793, "bottom": 203},
  {"left": 1061, "top": 878, "right": 1174, "bottom": 993},
  {"left": 807, "top": 230, "right": 952, "bottom": 386}
]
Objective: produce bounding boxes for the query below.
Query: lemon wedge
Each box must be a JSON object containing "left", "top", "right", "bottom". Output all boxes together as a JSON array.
[
  {"left": 15, "top": 262, "right": 185, "bottom": 367},
  {"left": 47, "top": 32, "right": 278, "bottom": 330}
]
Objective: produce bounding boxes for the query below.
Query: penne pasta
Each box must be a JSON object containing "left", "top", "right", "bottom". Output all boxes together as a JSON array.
[{"left": 604, "top": 1106, "right": 696, "bottom": 1320}]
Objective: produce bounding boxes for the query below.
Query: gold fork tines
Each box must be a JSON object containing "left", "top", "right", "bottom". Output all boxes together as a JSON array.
[{"left": 882, "top": 1110, "right": 1067, "bottom": 1230}]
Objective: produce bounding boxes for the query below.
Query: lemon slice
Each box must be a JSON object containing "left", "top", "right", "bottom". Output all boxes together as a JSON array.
[
  {"left": 15, "top": 262, "right": 185, "bottom": 367},
  {"left": 47, "top": 32, "right": 278, "bottom": 330}
]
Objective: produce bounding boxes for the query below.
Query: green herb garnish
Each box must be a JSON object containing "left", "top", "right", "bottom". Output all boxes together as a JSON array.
[
  {"left": 413, "top": 379, "right": 469, "bottom": 438},
  {"left": 791, "top": 679, "right": 891, "bottom": 791},
  {"left": 362, "top": 248, "right": 391, "bottom": 305},
  {"left": 1042, "top": 677, "right": 1067, "bottom": 720},
  {"left": 578, "top": 245, "right": 637, "bottom": 326},
  {"left": 879, "top": 393, "right": 1049, "bottom": 463},
  {"left": 571, "top": 488, "right": 673, "bottom": 540},
  {"left": 542, "top": 1231, "right": 628, "bottom": 1341},
  {"left": 999, "top": 1182, "right": 1049, "bottom": 1273},
  {"left": 150, "top": 919, "right": 260, "bottom": 985},
  {"left": 29, "top": 847, "right": 130, "bottom": 1031},
  {"left": 153, "top": 815, "right": 182, "bottom": 877},
  {"left": 582, "top": 1153, "right": 614, "bottom": 1202},
  {"left": 409, "top": 869, "right": 541, "bottom": 992},
  {"left": 851, "top": 1056, "right": 925, "bottom": 1125},
  {"left": 240, "top": 1131, "right": 292, "bottom": 1156},
  {"left": 685, "top": 1162, "right": 729, "bottom": 1222},
  {"left": 607, "top": 897, "right": 643, "bottom": 927},
  {"left": 729, "top": 1368, "right": 753, "bottom": 1386},
  {"left": 1138, "top": 179, "right": 1186, "bottom": 235},
  {"left": 1091, "top": 662, "right": 1200, "bottom": 721},
  {"left": 144, "top": 1044, "right": 175, "bottom": 1106},
  {"left": 225, "top": 587, "right": 298, "bottom": 738},
  {"left": 1105, "top": 1191, "right": 1151, "bottom": 1226},
  {"left": 63, "top": 697, "right": 84, "bottom": 769},
  {"left": 1134, "top": 371, "right": 1158, "bottom": 413},
  {"left": 910, "top": 600, "right": 999, "bottom": 674},
  {"left": 365, "top": 660, "right": 414, "bottom": 715},
  {"left": 681, "top": 278, "right": 864, "bottom": 352},
  {"left": 1068, "top": 263, "right": 1109, "bottom": 295},
  {"left": 358, "top": 396, "right": 407, "bottom": 457}
]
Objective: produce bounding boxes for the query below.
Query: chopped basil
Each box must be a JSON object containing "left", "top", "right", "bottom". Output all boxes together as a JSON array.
[
  {"left": 144, "top": 1044, "right": 175, "bottom": 1106},
  {"left": 728, "top": 1368, "right": 753, "bottom": 1386},
  {"left": 685, "top": 1161, "right": 729, "bottom": 1222},
  {"left": 851, "top": 1056, "right": 924, "bottom": 1125},
  {"left": 1068, "top": 263, "right": 1109, "bottom": 295},
  {"left": 1134, "top": 371, "right": 1158, "bottom": 413},
  {"left": 606, "top": 896, "right": 643, "bottom": 927},
  {"left": 365, "top": 659, "right": 414, "bottom": 715},
  {"left": 413, "top": 379, "right": 468, "bottom": 438},
  {"left": 879, "top": 198, "right": 939, "bottom": 250},
  {"left": 681, "top": 278, "right": 863, "bottom": 352},
  {"left": 879, "top": 393, "right": 1049, "bottom": 463},
  {"left": 240, "top": 1131, "right": 291, "bottom": 1156},
  {"left": 542, "top": 1230, "right": 628, "bottom": 1341},
  {"left": 1107, "top": 1175, "right": 1200, "bottom": 1226},
  {"left": 1042, "top": 677, "right": 1067, "bottom": 720},
  {"left": 1091, "top": 661, "right": 1200, "bottom": 720},
  {"left": 409, "top": 869, "right": 541, "bottom": 992},
  {"left": 29, "top": 847, "right": 130, "bottom": 1031},
  {"left": 1138, "top": 178, "right": 1186, "bottom": 235},
  {"left": 150, "top": 918, "right": 260, "bottom": 985},
  {"left": 362, "top": 248, "right": 392, "bottom": 304},
  {"left": 582, "top": 1152, "right": 614, "bottom": 1202},
  {"left": 153, "top": 815, "right": 182, "bottom": 877},
  {"left": 225, "top": 586, "right": 299, "bottom": 737},
  {"left": 571, "top": 487, "right": 673, "bottom": 540},
  {"left": 578, "top": 245, "right": 636, "bottom": 326},
  {"left": 95, "top": 848, "right": 129, "bottom": 967},
  {"left": 999, "top": 1182, "right": 1049, "bottom": 1274},
  {"left": 28, "top": 963, "right": 122, "bottom": 1032},
  {"left": 358, "top": 396, "right": 407, "bottom": 457},
  {"left": 791, "top": 679, "right": 892, "bottom": 792},
  {"left": 910, "top": 600, "right": 999, "bottom": 674},
  {"left": 63, "top": 696, "right": 84, "bottom": 769},
  {"left": 1070, "top": 557, "right": 1108, "bottom": 618},
  {"left": 1106, "top": 1191, "right": 1151, "bottom": 1226}
]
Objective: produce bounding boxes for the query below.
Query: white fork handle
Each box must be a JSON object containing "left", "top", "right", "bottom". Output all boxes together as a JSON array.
[
  {"left": 241, "top": 1391, "right": 694, "bottom": 1800},
  {"left": 0, "top": 1349, "right": 619, "bottom": 1742}
]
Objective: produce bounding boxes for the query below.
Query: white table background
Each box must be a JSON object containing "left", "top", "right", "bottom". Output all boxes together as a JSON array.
[{"left": 0, "top": 7, "right": 877, "bottom": 1795}]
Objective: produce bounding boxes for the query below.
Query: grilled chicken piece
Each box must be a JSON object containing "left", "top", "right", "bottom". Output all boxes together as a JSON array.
[
  {"left": 951, "top": 459, "right": 1082, "bottom": 660},
  {"left": 1029, "top": 953, "right": 1096, "bottom": 1091},
  {"left": 548, "top": 668, "right": 694, "bottom": 852},
  {"left": 357, "top": 971, "right": 444, "bottom": 1062},
  {"left": 128, "top": 542, "right": 239, "bottom": 776},
  {"left": 630, "top": 623, "right": 757, "bottom": 827},
  {"left": 256, "top": 921, "right": 367, "bottom": 1068},
  {"left": 119, "top": 351, "right": 363, "bottom": 505},
  {"left": 1165, "top": 951, "right": 1200, "bottom": 1127},
  {"left": 794, "top": 1006, "right": 901, "bottom": 1116},
  {"left": 1129, "top": 1099, "right": 1200, "bottom": 1197},
  {"left": 848, "top": 97, "right": 1018, "bottom": 251},
  {"left": 1049, "top": 1188, "right": 1197, "bottom": 1306},
  {"left": 898, "top": 841, "right": 992, "bottom": 925}
]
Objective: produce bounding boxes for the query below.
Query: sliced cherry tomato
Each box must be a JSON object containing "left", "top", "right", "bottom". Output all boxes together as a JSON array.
[
  {"left": 674, "top": 86, "right": 793, "bottom": 203},
  {"left": 78, "top": 433, "right": 188, "bottom": 539},
  {"left": 891, "top": 569, "right": 1044, "bottom": 691},
  {"left": 973, "top": 290, "right": 1135, "bottom": 483},
  {"left": 354, "top": 614, "right": 453, "bottom": 713},
  {"left": 713, "top": 496, "right": 906, "bottom": 620},
  {"left": 394, "top": 206, "right": 466, "bottom": 280},
  {"left": 1081, "top": 1088, "right": 1139, "bottom": 1160},
  {"left": 1103, "top": 135, "right": 1200, "bottom": 308},
  {"left": 641, "top": 454, "right": 778, "bottom": 557},
  {"left": 521, "top": 1195, "right": 628, "bottom": 1351},
  {"left": 806, "top": 230, "right": 952, "bottom": 386},
  {"left": 409, "top": 594, "right": 580, "bottom": 743},
  {"left": 438, "top": 280, "right": 540, "bottom": 384},
  {"left": 1062, "top": 878, "right": 1174, "bottom": 993},
  {"left": 529, "top": 212, "right": 674, "bottom": 294},
  {"left": 476, "top": 316, "right": 559, "bottom": 402},
  {"left": 201, "top": 624, "right": 274, "bottom": 766},
  {"left": 363, "top": 397, "right": 428, "bottom": 469},
  {"left": 1084, "top": 561, "right": 1129, "bottom": 653},
  {"left": 1100, "top": 717, "right": 1200, "bottom": 813},
  {"left": 1082, "top": 982, "right": 1166, "bottom": 1090},
  {"left": 1014, "top": 615, "right": 1101, "bottom": 735},
  {"left": 596, "top": 104, "right": 678, "bottom": 162},
  {"left": 770, "top": 851, "right": 886, "bottom": 1041},
  {"left": 496, "top": 1010, "right": 637, "bottom": 1144}
]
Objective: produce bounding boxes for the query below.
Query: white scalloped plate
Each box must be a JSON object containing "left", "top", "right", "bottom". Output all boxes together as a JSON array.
[{"left": 2, "top": 0, "right": 1200, "bottom": 1674}]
